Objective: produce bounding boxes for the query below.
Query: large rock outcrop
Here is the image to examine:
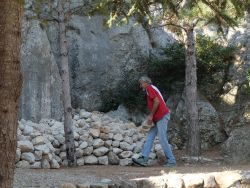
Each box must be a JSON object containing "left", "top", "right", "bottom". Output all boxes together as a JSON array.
[
  {"left": 20, "top": 19, "right": 63, "bottom": 122},
  {"left": 20, "top": 1, "right": 175, "bottom": 122},
  {"left": 66, "top": 15, "right": 151, "bottom": 110},
  {"left": 170, "top": 94, "right": 226, "bottom": 150},
  {"left": 221, "top": 126, "right": 250, "bottom": 164}
]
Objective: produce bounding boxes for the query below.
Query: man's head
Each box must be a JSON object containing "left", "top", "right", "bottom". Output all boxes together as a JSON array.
[{"left": 139, "top": 76, "right": 152, "bottom": 89}]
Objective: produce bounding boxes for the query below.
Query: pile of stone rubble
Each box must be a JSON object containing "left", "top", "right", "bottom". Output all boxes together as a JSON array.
[{"left": 16, "top": 109, "right": 166, "bottom": 169}]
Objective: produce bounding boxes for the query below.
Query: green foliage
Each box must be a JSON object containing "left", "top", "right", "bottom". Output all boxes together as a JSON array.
[
  {"left": 100, "top": 79, "right": 147, "bottom": 113},
  {"left": 230, "top": 0, "right": 250, "bottom": 18},
  {"left": 92, "top": 0, "right": 248, "bottom": 32},
  {"left": 196, "top": 35, "right": 236, "bottom": 85},
  {"left": 108, "top": 36, "right": 236, "bottom": 112},
  {"left": 99, "top": 90, "right": 119, "bottom": 112},
  {"left": 147, "top": 35, "right": 236, "bottom": 94},
  {"left": 148, "top": 43, "right": 186, "bottom": 93},
  {"left": 116, "top": 80, "right": 147, "bottom": 112},
  {"left": 241, "top": 69, "right": 250, "bottom": 95}
]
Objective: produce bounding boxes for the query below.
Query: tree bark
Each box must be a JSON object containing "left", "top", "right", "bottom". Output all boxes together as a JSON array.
[
  {"left": 0, "top": 1, "right": 23, "bottom": 187},
  {"left": 184, "top": 26, "right": 200, "bottom": 158},
  {"left": 58, "top": 1, "right": 76, "bottom": 166}
]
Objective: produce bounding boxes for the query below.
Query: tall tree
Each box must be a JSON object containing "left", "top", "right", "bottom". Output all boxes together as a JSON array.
[
  {"left": 33, "top": 0, "right": 89, "bottom": 166},
  {"left": 34, "top": 0, "right": 79, "bottom": 166},
  {"left": 58, "top": 0, "right": 76, "bottom": 166},
  {"left": 0, "top": 0, "right": 23, "bottom": 187},
  {"left": 93, "top": 0, "right": 248, "bottom": 158}
]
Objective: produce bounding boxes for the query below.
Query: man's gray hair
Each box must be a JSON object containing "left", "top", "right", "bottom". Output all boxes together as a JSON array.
[{"left": 139, "top": 76, "right": 152, "bottom": 84}]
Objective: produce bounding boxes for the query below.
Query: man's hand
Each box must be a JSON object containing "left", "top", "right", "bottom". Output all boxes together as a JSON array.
[{"left": 147, "top": 115, "right": 153, "bottom": 125}]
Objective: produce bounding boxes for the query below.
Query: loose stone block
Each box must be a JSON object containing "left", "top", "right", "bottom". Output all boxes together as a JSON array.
[{"left": 61, "top": 183, "right": 76, "bottom": 188}]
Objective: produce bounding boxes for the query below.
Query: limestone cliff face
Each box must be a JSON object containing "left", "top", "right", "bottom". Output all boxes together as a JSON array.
[
  {"left": 20, "top": 19, "right": 63, "bottom": 122},
  {"left": 20, "top": 1, "right": 174, "bottom": 122}
]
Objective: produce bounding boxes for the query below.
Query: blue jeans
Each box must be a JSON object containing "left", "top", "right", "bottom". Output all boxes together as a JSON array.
[{"left": 142, "top": 113, "right": 176, "bottom": 164}]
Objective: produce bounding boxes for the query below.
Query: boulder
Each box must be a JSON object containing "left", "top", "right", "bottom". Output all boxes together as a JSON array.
[
  {"left": 18, "top": 141, "right": 34, "bottom": 152},
  {"left": 221, "top": 126, "right": 250, "bottom": 164}
]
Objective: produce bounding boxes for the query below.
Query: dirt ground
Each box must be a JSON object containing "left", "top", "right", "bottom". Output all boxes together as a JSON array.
[{"left": 13, "top": 149, "right": 250, "bottom": 188}]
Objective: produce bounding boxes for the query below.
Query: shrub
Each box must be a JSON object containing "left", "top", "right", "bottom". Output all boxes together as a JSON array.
[
  {"left": 196, "top": 35, "right": 236, "bottom": 86},
  {"left": 103, "top": 35, "right": 236, "bottom": 112},
  {"left": 148, "top": 43, "right": 186, "bottom": 94},
  {"left": 148, "top": 35, "right": 236, "bottom": 96},
  {"left": 116, "top": 80, "right": 147, "bottom": 112}
]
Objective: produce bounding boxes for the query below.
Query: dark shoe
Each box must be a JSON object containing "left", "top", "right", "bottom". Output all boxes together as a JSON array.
[
  {"left": 163, "top": 162, "right": 176, "bottom": 168},
  {"left": 132, "top": 156, "right": 148, "bottom": 167}
]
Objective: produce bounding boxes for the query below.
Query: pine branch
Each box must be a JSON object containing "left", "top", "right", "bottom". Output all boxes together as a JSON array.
[{"left": 201, "top": 0, "right": 235, "bottom": 27}]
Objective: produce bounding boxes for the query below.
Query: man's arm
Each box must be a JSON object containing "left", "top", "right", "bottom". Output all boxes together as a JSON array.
[{"left": 147, "top": 97, "right": 159, "bottom": 124}]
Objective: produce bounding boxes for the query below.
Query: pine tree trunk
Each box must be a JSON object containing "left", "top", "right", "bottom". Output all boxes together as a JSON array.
[
  {"left": 58, "top": 1, "right": 76, "bottom": 166},
  {"left": 0, "top": 1, "right": 23, "bottom": 187},
  {"left": 184, "top": 26, "right": 200, "bottom": 158}
]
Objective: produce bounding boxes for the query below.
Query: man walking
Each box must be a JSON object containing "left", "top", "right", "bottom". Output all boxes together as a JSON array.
[{"left": 132, "top": 76, "right": 176, "bottom": 167}]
